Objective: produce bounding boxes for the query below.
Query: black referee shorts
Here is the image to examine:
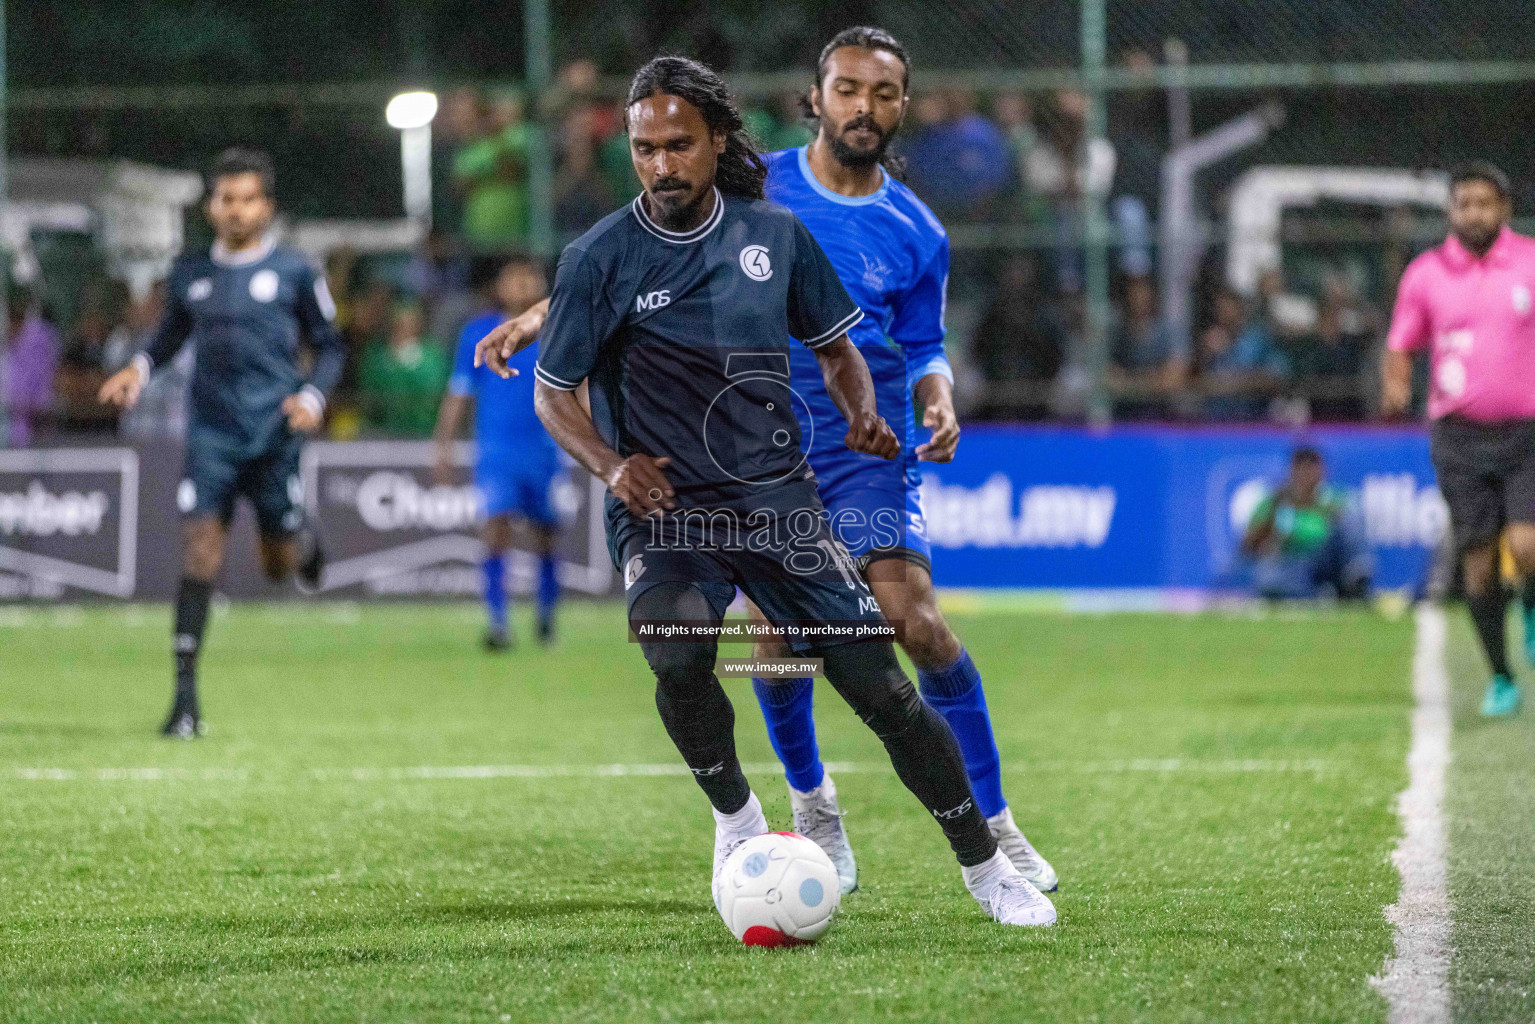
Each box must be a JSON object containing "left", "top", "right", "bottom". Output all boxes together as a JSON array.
[{"left": 1430, "top": 416, "right": 1535, "bottom": 551}]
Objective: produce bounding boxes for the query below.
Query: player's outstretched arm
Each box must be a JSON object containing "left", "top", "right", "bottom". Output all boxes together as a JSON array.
[
  {"left": 474, "top": 298, "right": 551, "bottom": 379},
  {"left": 914, "top": 373, "right": 960, "bottom": 463},
  {"left": 813, "top": 335, "right": 900, "bottom": 460},
  {"left": 534, "top": 379, "right": 674, "bottom": 517}
]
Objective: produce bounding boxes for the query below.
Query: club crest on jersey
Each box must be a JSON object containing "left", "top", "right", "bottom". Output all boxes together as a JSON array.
[
  {"left": 739, "top": 245, "right": 772, "bottom": 282},
  {"left": 187, "top": 278, "right": 213, "bottom": 302},
  {"left": 1513, "top": 284, "right": 1532, "bottom": 314},
  {"left": 249, "top": 269, "right": 280, "bottom": 303}
]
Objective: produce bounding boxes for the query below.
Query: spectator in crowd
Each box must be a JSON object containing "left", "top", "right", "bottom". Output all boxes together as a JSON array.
[
  {"left": 433, "top": 87, "right": 486, "bottom": 232},
  {"left": 453, "top": 90, "right": 531, "bottom": 252},
  {"left": 404, "top": 226, "right": 474, "bottom": 346},
  {"left": 902, "top": 90, "right": 1011, "bottom": 220},
  {"left": 1025, "top": 89, "right": 1117, "bottom": 291},
  {"left": 1286, "top": 276, "right": 1374, "bottom": 421},
  {"left": 54, "top": 301, "right": 128, "bottom": 433},
  {"left": 992, "top": 92, "right": 1045, "bottom": 224},
  {"left": 359, "top": 301, "right": 449, "bottom": 438},
  {"left": 1198, "top": 286, "right": 1290, "bottom": 420},
  {"left": 2, "top": 290, "right": 60, "bottom": 447},
  {"left": 1108, "top": 275, "right": 1186, "bottom": 419},
  {"left": 1242, "top": 446, "right": 1372, "bottom": 601},
  {"left": 970, "top": 255, "right": 1066, "bottom": 419},
  {"left": 1107, "top": 49, "right": 1163, "bottom": 278},
  {"left": 554, "top": 100, "right": 617, "bottom": 236}
]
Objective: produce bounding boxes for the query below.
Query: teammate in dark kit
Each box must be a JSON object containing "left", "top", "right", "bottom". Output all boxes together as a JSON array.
[
  {"left": 485, "top": 57, "right": 1053, "bottom": 926},
  {"left": 99, "top": 147, "right": 343, "bottom": 738}
]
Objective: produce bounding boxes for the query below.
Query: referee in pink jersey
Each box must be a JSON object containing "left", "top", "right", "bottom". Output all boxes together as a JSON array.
[{"left": 1384, "top": 162, "right": 1532, "bottom": 717}]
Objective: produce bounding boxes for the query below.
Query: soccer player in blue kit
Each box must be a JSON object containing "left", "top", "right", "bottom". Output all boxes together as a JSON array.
[
  {"left": 475, "top": 30, "right": 1057, "bottom": 898},
  {"left": 751, "top": 27, "right": 1057, "bottom": 896},
  {"left": 98, "top": 148, "right": 343, "bottom": 737},
  {"left": 481, "top": 56, "right": 1053, "bottom": 926},
  {"left": 434, "top": 257, "right": 563, "bottom": 650}
]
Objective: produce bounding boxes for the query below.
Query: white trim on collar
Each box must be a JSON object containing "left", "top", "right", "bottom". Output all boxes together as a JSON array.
[
  {"left": 211, "top": 233, "right": 276, "bottom": 267},
  {"left": 631, "top": 187, "right": 724, "bottom": 244}
]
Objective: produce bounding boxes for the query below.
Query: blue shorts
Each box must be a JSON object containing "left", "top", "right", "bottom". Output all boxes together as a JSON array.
[
  {"left": 477, "top": 457, "right": 561, "bottom": 528},
  {"left": 180, "top": 430, "right": 305, "bottom": 538},
  {"left": 810, "top": 454, "right": 931, "bottom": 572},
  {"left": 613, "top": 480, "right": 889, "bottom": 654}
]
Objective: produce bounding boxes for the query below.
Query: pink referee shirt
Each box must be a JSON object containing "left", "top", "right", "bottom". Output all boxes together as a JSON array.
[{"left": 1388, "top": 226, "right": 1535, "bottom": 421}]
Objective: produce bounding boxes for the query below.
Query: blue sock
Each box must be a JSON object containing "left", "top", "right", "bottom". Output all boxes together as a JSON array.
[
  {"left": 483, "top": 554, "right": 507, "bottom": 629},
  {"left": 751, "top": 677, "right": 824, "bottom": 792},
  {"left": 537, "top": 554, "right": 559, "bottom": 625},
  {"left": 917, "top": 648, "right": 1006, "bottom": 818}
]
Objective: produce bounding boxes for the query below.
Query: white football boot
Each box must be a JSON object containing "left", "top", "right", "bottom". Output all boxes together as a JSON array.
[
  {"left": 789, "top": 772, "right": 859, "bottom": 894},
  {"left": 987, "top": 807, "right": 1059, "bottom": 892},
  {"left": 962, "top": 848, "right": 1057, "bottom": 927},
  {"left": 711, "top": 791, "right": 769, "bottom": 912}
]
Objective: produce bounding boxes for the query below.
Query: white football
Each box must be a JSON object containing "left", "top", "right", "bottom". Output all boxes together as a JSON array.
[{"left": 715, "top": 831, "right": 841, "bottom": 946}]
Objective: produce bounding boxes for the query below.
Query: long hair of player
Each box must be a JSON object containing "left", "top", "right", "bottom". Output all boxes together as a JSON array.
[{"left": 626, "top": 56, "right": 768, "bottom": 201}]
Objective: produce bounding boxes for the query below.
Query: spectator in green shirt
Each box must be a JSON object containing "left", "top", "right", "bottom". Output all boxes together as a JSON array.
[
  {"left": 360, "top": 303, "right": 449, "bottom": 437},
  {"left": 453, "top": 92, "right": 530, "bottom": 251},
  {"left": 1242, "top": 446, "right": 1372, "bottom": 600}
]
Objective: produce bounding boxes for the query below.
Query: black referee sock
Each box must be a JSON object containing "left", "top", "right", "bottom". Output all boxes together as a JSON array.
[
  {"left": 1467, "top": 588, "right": 1511, "bottom": 678},
  {"left": 173, "top": 578, "right": 213, "bottom": 705}
]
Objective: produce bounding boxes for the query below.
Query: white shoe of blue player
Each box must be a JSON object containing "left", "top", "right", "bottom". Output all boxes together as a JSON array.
[
  {"left": 987, "top": 807, "right": 1059, "bottom": 892},
  {"left": 790, "top": 772, "right": 858, "bottom": 894}
]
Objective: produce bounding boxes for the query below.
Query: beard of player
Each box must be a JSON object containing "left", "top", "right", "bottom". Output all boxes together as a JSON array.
[{"left": 820, "top": 111, "right": 892, "bottom": 170}]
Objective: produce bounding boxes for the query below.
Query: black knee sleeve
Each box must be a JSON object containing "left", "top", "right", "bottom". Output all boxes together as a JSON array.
[
  {"left": 819, "top": 641, "right": 996, "bottom": 867},
  {"left": 818, "top": 642, "right": 924, "bottom": 739}
]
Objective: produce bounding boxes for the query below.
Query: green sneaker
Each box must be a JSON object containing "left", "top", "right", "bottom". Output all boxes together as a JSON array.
[{"left": 1481, "top": 675, "right": 1522, "bottom": 717}]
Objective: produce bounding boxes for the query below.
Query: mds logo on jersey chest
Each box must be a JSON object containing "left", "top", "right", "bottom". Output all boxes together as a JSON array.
[{"left": 636, "top": 289, "right": 671, "bottom": 312}]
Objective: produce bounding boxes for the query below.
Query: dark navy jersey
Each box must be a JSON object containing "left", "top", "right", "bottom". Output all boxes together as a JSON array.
[
  {"left": 535, "top": 188, "right": 862, "bottom": 509},
  {"left": 138, "top": 237, "right": 344, "bottom": 459}
]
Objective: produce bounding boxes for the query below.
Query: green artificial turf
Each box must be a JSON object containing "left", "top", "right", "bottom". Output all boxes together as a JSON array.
[
  {"left": 1444, "top": 609, "right": 1535, "bottom": 1024},
  {"left": 0, "top": 602, "right": 1412, "bottom": 1023}
]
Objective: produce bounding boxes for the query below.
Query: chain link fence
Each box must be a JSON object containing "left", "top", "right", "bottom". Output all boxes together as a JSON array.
[{"left": 5, "top": 0, "right": 1534, "bottom": 442}]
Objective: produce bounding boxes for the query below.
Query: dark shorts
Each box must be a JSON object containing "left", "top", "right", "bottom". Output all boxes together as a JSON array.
[
  {"left": 1429, "top": 416, "right": 1535, "bottom": 550},
  {"left": 613, "top": 480, "right": 889, "bottom": 654},
  {"left": 180, "top": 431, "right": 306, "bottom": 538}
]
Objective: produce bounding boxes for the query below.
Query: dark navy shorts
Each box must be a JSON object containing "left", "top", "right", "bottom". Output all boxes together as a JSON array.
[
  {"left": 180, "top": 431, "right": 305, "bottom": 538},
  {"left": 613, "top": 480, "right": 890, "bottom": 654}
]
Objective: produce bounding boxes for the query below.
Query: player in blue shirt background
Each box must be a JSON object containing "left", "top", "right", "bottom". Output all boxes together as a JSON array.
[
  {"left": 98, "top": 147, "right": 344, "bottom": 738},
  {"left": 743, "top": 27, "right": 1056, "bottom": 896},
  {"left": 470, "top": 30, "right": 1057, "bottom": 898},
  {"left": 434, "top": 257, "right": 563, "bottom": 650}
]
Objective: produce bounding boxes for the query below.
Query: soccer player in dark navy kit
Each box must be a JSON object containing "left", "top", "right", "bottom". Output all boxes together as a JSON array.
[
  {"left": 434, "top": 257, "right": 563, "bottom": 650},
  {"left": 99, "top": 148, "right": 343, "bottom": 738},
  {"left": 483, "top": 57, "right": 1052, "bottom": 926}
]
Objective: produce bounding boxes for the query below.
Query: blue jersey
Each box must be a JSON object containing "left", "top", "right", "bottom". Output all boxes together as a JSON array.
[
  {"left": 450, "top": 310, "right": 557, "bottom": 466},
  {"left": 763, "top": 147, "right": 952, "bottom": 473},
  {"left": 141, "top": 236, "right": 344, "bottom": 460}
]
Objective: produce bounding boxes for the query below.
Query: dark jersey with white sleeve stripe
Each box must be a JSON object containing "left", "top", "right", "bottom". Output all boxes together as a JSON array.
[
  {"left": 535, "top": 188, "right": 862, "bottom": 510},
  {"left": 136, "top": 237, "right": 344, "bottom": 461}
]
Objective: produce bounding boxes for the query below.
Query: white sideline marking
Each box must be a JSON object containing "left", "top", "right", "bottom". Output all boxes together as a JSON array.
[
  {"left": 3, "top": 757, "right": 1333, "bottom": 784},
  {"left": 1372, "top": 604, "right": 1452, "bottom": 1024}
]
